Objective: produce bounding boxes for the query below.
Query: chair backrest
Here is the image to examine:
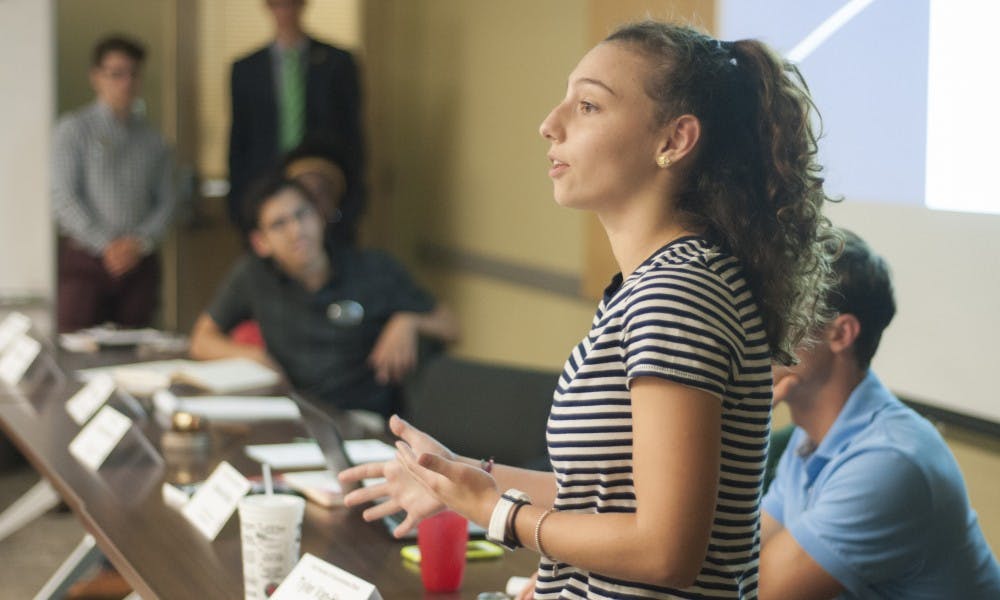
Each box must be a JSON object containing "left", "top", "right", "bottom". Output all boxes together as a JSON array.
[
  {"left": 403, "top": 354, "right": 559, "bottom": 470},
  {"left": 230, "top": 320, "right": 265, "bottom": 348},
  {"left": 763, "top": 424, "right": 796, "bottom": 495}
]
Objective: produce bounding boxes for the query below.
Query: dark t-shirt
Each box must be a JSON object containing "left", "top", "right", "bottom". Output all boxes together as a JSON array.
[{"left": 207, "top": 245, "right": 435, "bottom": 415}]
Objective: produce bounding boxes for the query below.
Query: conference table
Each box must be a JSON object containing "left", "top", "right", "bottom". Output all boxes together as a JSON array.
[{"left": 0, "top": 345, "right": 538, "bottom": 599}]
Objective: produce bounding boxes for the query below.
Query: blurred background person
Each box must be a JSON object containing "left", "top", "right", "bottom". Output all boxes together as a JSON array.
[
  {"left": 190, "top": 176, "right": 458, "bottom": 417},
  {"left": 52, "top": 34, "right": 176, "bottom": 333},
  {"left": 228, "top": 0, "right": 364, "bottom": 231},
  {"left": 282, "top": 135, "right": 364, "bottom": 247}
]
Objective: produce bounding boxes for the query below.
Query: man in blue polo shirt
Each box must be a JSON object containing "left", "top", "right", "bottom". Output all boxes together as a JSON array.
[{"left": 759, "top": 230, "right": 1000, "bottom": 599}]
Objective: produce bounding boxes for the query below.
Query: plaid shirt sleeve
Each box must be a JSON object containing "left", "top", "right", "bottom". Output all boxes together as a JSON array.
[
  {"left": 50, "top": 115, "right": 112, "bottom": 253},
  {"left": 134, "top": 141, "right": 177, "bottom": 248}
]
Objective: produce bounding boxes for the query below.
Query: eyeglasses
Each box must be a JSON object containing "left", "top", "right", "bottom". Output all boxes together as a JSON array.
[
  {"left": 99, "top": 67, "right": 140, "bottom": 81},
  {"left": 261, "top": 205, "right": 317, "bottom": 234}
]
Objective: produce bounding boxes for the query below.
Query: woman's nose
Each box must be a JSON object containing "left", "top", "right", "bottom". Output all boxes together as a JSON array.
[{"left": 539, "top": 105, "right": 561, "bottom": 141}]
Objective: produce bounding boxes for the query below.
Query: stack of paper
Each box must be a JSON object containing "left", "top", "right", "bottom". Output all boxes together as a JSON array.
[
  {"left": 59, "top": 326, "right": 187, "bottom": 353},
  {"left": 153, "top": 391, "right": 300, "bottom": 423},
  {"left": 343, "top": 439, "right": 396, "bottom": 464},
  {"left": 78, "top": 358, "right": 280, "bottom": 396},
  {"left": 280, "top": 470, "right": 343, "bottom": 507},
  {"left": 173, "top": 358, "right": 280, "bottom": 393},
  {"left": 245, "top": 442, "right": 326, "bottom": 469}
]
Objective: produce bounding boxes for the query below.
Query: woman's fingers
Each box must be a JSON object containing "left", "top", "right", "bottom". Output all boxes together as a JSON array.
[
  {"left": 360, "top": 498, "right": 402, "bottom": 522},
  {"left": 416, "top": 451, "right": 452, "bottom": 475},
  {"left": 390, "top": 415, "right": 421, "bottom": 447},
  {"left": 343, "top": 483, "right": 386, "bottom": 509},
  {"left": 395, "top": 442, "right": 443, "bottom": 490},
  {"left": 395, "top": 440, "right": 422, "bottom": 474},
  {"left": 338, "top": 461, "right": 385, "bottom": 484},
  {"left": 393, "top": 513, "right": 419, "bottom": 539}
]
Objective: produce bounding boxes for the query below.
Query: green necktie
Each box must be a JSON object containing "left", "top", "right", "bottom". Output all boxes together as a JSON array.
[{"left": 279, "top": 47, "right": 305, "bottom": 152}]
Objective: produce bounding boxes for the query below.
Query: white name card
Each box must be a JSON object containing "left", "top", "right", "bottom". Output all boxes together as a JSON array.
[
  {"left": 162, "top": 482, "right": 192, "bottom": 510},
  {"left": 0, "top": 312, "right": 31, "bottom": 352},
  {"left": 270, "top": 553, "right": 382, "bottom": 600},
  {"left": 0, "top": 335, "right": 41, "bottom": 385},
  {"left": 68, "top": 405, "right": 132, "bottom": 471},
  {"left": 181, "top": 461, "right": 251, "bottom": 540},
  {"left": 66, "top": 374, "right": 116, "bottom": 425}
]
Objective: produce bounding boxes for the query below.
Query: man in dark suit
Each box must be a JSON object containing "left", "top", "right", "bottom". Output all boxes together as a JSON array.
[{"left": 228, "top": 0, "right": 363, "bottom": 229}]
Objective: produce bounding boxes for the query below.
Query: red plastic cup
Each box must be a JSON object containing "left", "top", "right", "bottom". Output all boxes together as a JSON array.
[{"left": 417, "top": 510, "right": 468, "bottom": 592}]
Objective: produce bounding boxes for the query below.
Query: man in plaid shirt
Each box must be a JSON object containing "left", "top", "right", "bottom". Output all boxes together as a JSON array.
[{"left": 52, "top": 35, "right": 175, "bottom": 332}]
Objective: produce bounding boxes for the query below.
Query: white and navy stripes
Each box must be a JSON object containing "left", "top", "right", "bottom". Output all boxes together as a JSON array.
[{"left": 535, "top": 237, "right": 771, "bottom": 599}]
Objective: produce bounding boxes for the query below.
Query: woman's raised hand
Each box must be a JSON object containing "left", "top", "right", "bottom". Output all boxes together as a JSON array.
[
  {"left": 395, "top": 440, "right": 500, "bottom": 527},
  {"left": 338, "top": 415, "right": 456, "bottom": 537}
]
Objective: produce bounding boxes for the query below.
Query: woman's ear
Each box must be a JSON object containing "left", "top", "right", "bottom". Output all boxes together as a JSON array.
[{"left": 657, "top": 114, "right": 701, "bottom": 165}]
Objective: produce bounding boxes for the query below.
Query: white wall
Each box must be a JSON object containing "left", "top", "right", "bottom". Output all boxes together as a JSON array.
[
  {"left": 828, "top": 201, "right": 1000, "bottom": 424},
  {"left": 0, "top": 0, "right": 54, "bottom": 305}
]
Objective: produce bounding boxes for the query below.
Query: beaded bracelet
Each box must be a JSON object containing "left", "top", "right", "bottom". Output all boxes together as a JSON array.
[{"left": 534, "top": 508, "right": 554, "bottom": 561}]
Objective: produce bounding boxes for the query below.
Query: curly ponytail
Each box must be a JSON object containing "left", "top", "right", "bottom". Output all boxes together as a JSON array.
[{"left": 606, "top": 21, "right": 840, "bottom": 365}]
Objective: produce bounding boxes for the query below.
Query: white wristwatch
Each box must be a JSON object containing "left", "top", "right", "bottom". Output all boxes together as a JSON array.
[{"left": 487, "top": 489, "right": 531, "bottom": 550}]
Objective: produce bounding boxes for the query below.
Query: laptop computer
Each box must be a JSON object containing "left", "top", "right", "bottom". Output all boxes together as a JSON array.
[{"left": 290, "top": 394, "right": 484, "bottom": 539}]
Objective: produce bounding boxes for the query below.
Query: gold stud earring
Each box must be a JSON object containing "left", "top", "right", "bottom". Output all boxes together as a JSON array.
[{"left": 657, "top": 155, "right": 672, "bottom": 168}]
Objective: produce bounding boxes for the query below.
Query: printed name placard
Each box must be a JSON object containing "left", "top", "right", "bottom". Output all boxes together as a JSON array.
[
  {"left": 0, "top": 335, "right": 41, "bottom": 385},
  {"left": 68, "top": 405, "right": 133, "bottom": 471},
  {"left": 66, "top": 374, "right": 116, "bottom": 425},
  {"left": 270, "top": 554, "right": 382, "bottom": 600},
  {"left": 181, "top": 461, "right": 251, "bottom": 540},
  {"left": 162, "top": 482, "right": 192, "bottom": 510},
  {"left": 0, "top": 312, "right": 31, "bottom": 352}
]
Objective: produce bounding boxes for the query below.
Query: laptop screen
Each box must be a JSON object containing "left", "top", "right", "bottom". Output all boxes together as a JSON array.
[{"left": 291, "top": 393, "right": 360, "bottom": 494}]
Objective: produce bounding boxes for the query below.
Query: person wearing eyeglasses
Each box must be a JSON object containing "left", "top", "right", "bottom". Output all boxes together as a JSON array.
[
  {"left": 52, "top": 35, "right": 176, "bottom": 333},
  {"left": 189, "top": 175, "right": 458, "bottom": 417}
]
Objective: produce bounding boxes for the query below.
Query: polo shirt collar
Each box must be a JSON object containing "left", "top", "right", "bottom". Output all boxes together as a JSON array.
[{"left": 797, "top": 371, "right": 893, "bottom": 483}]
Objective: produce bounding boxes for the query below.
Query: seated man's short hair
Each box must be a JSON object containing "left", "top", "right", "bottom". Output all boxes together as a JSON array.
[{"left": 828, "top": 229, "right": 896, "bottom": 369}]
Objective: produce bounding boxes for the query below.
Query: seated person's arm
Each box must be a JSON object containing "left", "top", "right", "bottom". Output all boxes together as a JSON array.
[
  {"left": 759, "top": 510, "right": 844, "bottom": 600},
  {"left": 409, "top": 303, "right": 460, "bottom": 343},
  {"left": 189, "top": 313, "right": 278, "bottom": 371},
  {"left": 759, "top": 449, "right": 933, "bottom": 600},
  {"left": 760, "top": 510, "right": 784, "bottom": 547},
  {"left": 368, "top": 304, "right": 460, "bottom": 384}
]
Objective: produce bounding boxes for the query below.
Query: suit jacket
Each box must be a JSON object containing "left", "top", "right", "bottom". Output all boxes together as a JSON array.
[{"left": 228, "top": 37, "right": 363, "bottom": 227}]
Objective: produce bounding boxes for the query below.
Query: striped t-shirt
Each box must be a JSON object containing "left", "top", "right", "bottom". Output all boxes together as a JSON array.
[{"left": 535, "top": 237, "right": 771, "bottom": 599}]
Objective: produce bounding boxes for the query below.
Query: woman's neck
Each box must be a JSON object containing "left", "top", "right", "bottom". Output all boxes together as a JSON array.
[{"left": 599, "top": 198, "right": 696, "bottom": 278}]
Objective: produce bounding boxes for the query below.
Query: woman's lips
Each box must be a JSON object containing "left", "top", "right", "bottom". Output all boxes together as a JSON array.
[{"left": 548, "top": 157, "right": 568, "bottom": 178}]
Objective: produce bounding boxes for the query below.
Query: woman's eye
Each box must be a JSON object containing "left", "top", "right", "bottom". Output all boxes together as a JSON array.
[{"left": 579, "top": 101, "right": 597, "bottom": 114}]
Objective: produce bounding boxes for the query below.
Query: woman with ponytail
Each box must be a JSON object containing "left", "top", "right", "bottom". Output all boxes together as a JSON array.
[{"left": 341, "top": 20, "right": 838, "bottom": 599}]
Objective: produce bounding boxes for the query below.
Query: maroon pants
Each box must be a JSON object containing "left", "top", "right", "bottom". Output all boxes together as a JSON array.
[{"left": 57, "top": 238, "right": 161, "bottom": 333}]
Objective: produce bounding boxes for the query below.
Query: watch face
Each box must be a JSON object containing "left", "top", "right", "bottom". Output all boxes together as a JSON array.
[{"left": 503, "top": 490, "right": 530, "bottom": 503}]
